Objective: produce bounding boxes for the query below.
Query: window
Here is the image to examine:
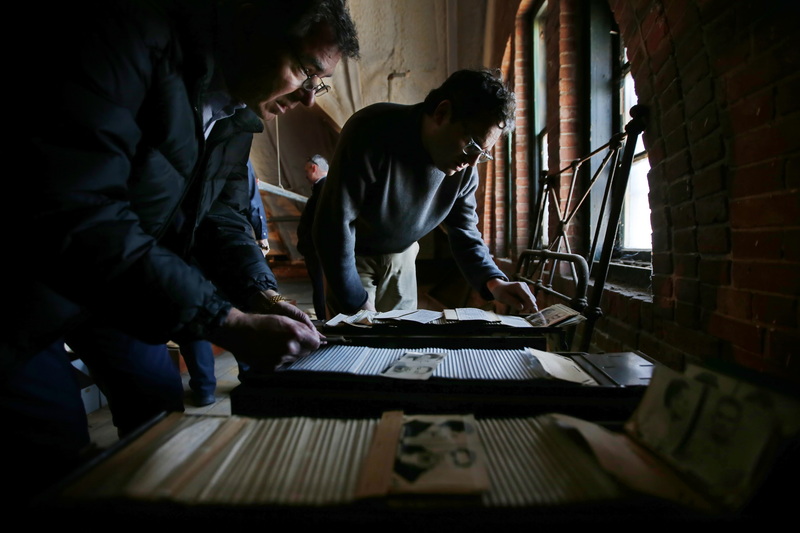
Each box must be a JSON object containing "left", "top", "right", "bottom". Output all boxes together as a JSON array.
[
  {"left": 531, "top": 1, "right": 549, "bottom": 248},
  {"left": 585, "top": 0, "right": 651, "bottom": 288},
  {"left": 619, "top": 47, "right": 652, "bottom": 253}
]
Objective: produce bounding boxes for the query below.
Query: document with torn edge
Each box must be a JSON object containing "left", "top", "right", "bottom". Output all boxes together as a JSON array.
[
  {"left": 323, "top": 304, "right": 581, "bottom": 331},
  {"left": 524, "top": 303, "right": 584, "bottom": 327},
  {"left": 52, "top": 363, "right": 799, "bottom": 520}
]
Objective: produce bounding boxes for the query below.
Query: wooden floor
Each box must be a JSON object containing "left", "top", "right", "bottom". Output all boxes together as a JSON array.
[{"left": 87, "top": 276, "right": 316, "bottom": 450}]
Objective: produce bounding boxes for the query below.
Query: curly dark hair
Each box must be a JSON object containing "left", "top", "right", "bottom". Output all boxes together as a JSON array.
[
  {"left": 247, "top": 0, "right": 360, "bottom": 59},
  {"left": 422, "top": 68, "right": 516, "bottom": 134}
]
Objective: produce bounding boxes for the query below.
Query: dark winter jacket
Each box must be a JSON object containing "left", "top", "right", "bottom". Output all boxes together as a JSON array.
[{"left": 3, "top": 0, "right": 276, "bottom": 376}]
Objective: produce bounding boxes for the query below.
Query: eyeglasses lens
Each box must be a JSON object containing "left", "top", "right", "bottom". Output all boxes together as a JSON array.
[{"left": 463, "top": 140, "right": 492, "bottom": 163}]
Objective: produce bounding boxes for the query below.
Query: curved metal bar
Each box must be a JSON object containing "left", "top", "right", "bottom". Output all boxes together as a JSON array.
[{"left": 515, "top": 249, "right": 590, "bottom": 311}]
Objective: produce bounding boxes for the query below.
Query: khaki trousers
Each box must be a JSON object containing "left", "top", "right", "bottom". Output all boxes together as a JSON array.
[{"left": 354, "top": 241, "right": 420, "bottom": 312}]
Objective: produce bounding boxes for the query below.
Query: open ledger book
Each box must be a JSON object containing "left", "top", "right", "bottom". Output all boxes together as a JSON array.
[{"left": 55, "top": 363, "right": 799, "bottom": 516}]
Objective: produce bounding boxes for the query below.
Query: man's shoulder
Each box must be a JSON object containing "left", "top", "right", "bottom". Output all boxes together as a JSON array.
[
  {"left": 340, "top": 103, "right": 421, "bottom": 146},
  {"left": 347, "top": 103, "right": 420, "bottom": 128}
]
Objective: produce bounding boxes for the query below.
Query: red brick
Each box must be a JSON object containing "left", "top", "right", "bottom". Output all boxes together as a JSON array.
[
  {"left": 671, "top": 201, "right": 696, "bottom": 229},
  {"left": 653, "top": 295, "right": 675, "bottom": 320},
  {"left": 651, "top": 227, "right": 671, "bottom": 253},
  {"left": 730, "top": 193, "right": 800, "bottom": 228},
  {"left": 664, "top": 127, "right": 689, "bottom": 157},
  {"left": 675, "top": 277, "right": 700, "bottom": 303},
  {"left": 702, "top": 3, "right": 738, "bottom": 44},
  {"left": 673, "top": 253, "right": 698, "bottom": 277},
  {"left": 729, "top": 91, "right": 775, "bottom": 132},
  {"left": 602, "top": 317, "right": 640, "bottom": 348},
  {"left": 697, "top": 225, "right": 729, "bottom": 254},
  {"left": 752, "top": 4, "right": 800, "bottom": 48},
  {"left": 732, "top": 229, "right": 800, "bottom": 261},
  {"left": 652, "top": 253, "right": 672, "bottom": 275},
  {"left": 672, "top": 227, "right": 697, "bottom": 253},
  {"left": 675, "top": 301, "right": 701, "bottom": 328},
  {"left": 646, "top": 139, "right": 666, "bottom": 169},
  {"left": 764, "top": 328, "right": 800, "bottom": 369},
  {"left": 664, "top": 152, "right": 692, "bottom": 184},
  {"left": 732, "top": 262, "right": 800, "bottom": 295},
  {"left": 591, "top": 328, "right": 625, "bottom": 354},
  {"left": 661, "top": 103, "right": 686, "bottom": 137},
  {"left": 668, "top": 177, "right": 693, "bottom": 204},
  {"left": 708, "top": 312, "right": 764, "bottom": 353},
  {"left": 731, "top": 346, "right": 772, "bottom": 374},
  {"left": 639, "top": 298, "right": 655, "bottom": 331},
  {"left": 638, "top": 331, "right": 687, "bottom": 370},
  {"left": 712, "top": 37, "right": 752, "bottom": 80},
  {"left": 726, "top": 51, "right": 793, "bottom": 103},
  {"left": 654, "top": 60, "right": 679, "bottom": 96},
  {"left": 650, "top": 204, "right": 669, "bottom": 230},
  {"left": 715, "top": 287, "right": 753, "bottom": 320},
  {"left": 661, "top": 320, "right": 722, "bottom": 357},
  {"left": 695, "top": 194, "right": 728, "bottom": 225},
  {"left": 693, "top": 164, "right": 726, "bottom": 198},
  {"left": 729, "top": 160, "right": 783, "bottom": 199},
  {"left": 656, "top": 77, "right": 682, "bottom": 114},
  {"left": 776, "top": 74, "right": 800, "bottom": 115},
  {"left": 686, "top": 102, "right": 720, "bottom": 144},
  {"left": 685, "top": 77, "right": 715, "bottom": 118},
  {"left": 674, "top": 23, "right": 705, "bottom": 67},
  {"left": 663, "top": 0, "right": 695, "bottom": 34},
  {"left": 681, "top": 53, "right": 711, "bottom": 91},
  {"left": 652, "top": 274, "right": 674, "bottom": 299},
  {"left": 784, "top": 229, "right": 800, "bottom": 261},
  {"left": 752, "top": 293, "right": 799, "bottom": 329},
  {"left": 689, "top": 130, "right": 725, "bottom": 169},
  {"left": 698, "top": 259, "right": 731, "bottom": 285}
]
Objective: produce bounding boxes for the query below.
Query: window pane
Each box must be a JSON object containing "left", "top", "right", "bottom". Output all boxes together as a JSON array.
[
  {"left": 540, "top": 132, "right": 549, "bottom": 246},
  {"left": 623, "top": 73, "right": 646, "bottom": 155},
  {"left": 623, "top": 157, "right": 652, "bottom": 249},
  {"left": 621, "top": 66, "right": 651, "bottom": 251}
]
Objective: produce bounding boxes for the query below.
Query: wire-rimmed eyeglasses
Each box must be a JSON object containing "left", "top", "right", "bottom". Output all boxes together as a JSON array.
[
  {"left": 463, "top": 138, "right": 493, "bottom": 163},
  {"left": 293, "top": 51, "right": 331, "bottom": 96}
]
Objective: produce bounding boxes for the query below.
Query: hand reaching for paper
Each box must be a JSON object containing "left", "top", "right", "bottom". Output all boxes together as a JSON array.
[
  {"left": 207, "top": 308, "right": 322, "bottom": 371},
  {"left": 486, "top": 278, "right": 539, "bottom": 314},
  {"left": 246, "top": 290, "right": 319, "bottom": 332},
  {"left": 270, "top": 300, "right": 318, "bottom": 331}
]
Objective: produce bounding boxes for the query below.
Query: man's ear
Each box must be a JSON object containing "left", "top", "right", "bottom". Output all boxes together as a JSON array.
[{"left": 432, "top": 100, "right": 452, "bottom": 126}]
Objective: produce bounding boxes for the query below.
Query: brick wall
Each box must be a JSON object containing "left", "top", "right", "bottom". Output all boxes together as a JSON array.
[{"left": 490, "top": 0, "right": 800, "bottom": 383}]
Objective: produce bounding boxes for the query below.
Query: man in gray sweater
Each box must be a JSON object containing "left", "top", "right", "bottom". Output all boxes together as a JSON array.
[{"left": 313, "top": 69, "right": 537, "bottom": 315}]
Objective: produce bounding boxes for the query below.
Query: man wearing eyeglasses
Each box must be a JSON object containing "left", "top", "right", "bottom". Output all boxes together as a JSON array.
[
  {"left": 313, "top": 69, "right": 537, "bottom": 315},
  {"left": 4, "top": 0, "right": 359, "bottom": 504}
]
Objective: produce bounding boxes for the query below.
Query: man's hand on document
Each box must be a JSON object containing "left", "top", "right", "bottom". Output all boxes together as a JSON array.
[
  {"left": 207, "top": 308, "right": 323, "bottom": 371},
  {"left": 486, "top": 278, "right": 539, "bottom": 314}
]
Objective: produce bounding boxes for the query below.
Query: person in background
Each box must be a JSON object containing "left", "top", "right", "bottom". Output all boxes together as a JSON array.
[
  {"left": 248, "top": 160, "right": 272, "bottom": 256},
  {"left": 296, "top": 154, "right": 330, "bottom": 320},
  {"left": 179, "top": 340, "right": 218, "bottom": 407},
  {"left": 234, "top": 160, "right": 274, "bottom": 381}
]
